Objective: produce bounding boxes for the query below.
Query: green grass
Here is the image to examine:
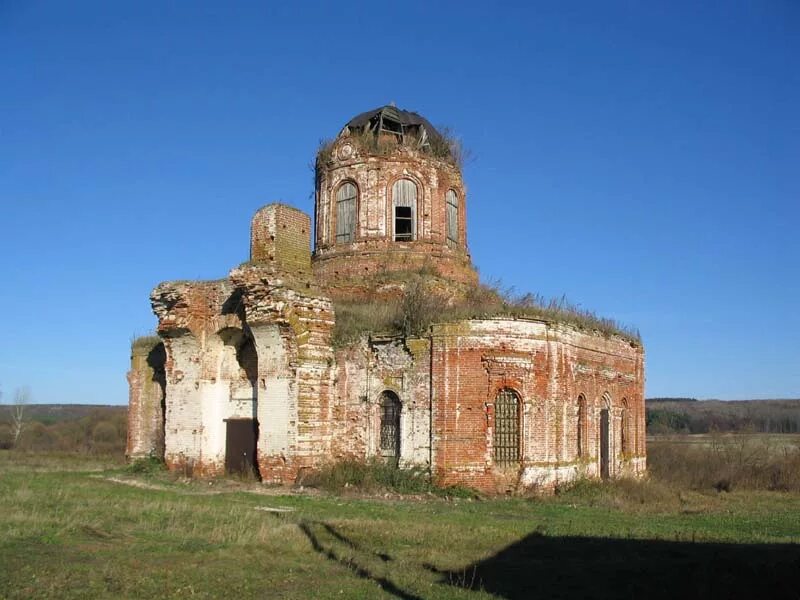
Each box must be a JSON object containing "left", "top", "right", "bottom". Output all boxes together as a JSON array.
[{"left": 2, "top": 450, "right": 800, "bottom": 598}]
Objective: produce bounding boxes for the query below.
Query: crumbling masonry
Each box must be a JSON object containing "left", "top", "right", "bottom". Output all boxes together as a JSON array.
[{"left": 127, "top": 105, "right": 646, "bottom": 492}]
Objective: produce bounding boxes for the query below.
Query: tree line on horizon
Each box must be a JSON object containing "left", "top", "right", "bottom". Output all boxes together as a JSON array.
[
  {"left": 647, "top": 398, "right": 800, "bottom": 434},
  {"left": 0, "top": 403, "right": 126, "bottom": 455}
]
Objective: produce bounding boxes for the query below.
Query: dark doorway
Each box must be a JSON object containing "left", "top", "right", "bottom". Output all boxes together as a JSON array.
[
  {"left": 379, "top": 391, "right": 401, "bottom": 465},
  {"left": 225, "top": 418, "right": 259, "bottom": 477},
  {"left": 147, "top": 342, "right": 167, "bottom": 461},
  {"left": 600, "top": 408, "right": 610, "bottom": 480}
]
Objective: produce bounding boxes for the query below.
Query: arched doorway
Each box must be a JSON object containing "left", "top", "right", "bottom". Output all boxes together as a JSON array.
[
  {"left": 219, "top": 327, "right": 260, "bottom": 479},
  {"left": 379, "top": 391, "right": 401, "bottom": 465}
]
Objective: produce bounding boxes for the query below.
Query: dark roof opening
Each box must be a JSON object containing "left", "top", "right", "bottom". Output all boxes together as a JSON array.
[{"left": 341, "top": 105, "right": 443, "bottom": 148}]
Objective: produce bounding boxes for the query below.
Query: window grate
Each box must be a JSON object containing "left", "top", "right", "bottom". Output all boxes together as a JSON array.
[
  {"left": 379, "top": 391, "right": 401, "bottom": 461},
  {"left": 493, "top": 388, "right": 520, "bottom": 465}
]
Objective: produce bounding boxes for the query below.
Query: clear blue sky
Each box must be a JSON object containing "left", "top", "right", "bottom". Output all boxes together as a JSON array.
[{"left": 1, "top": 2, "right": 797, "bottom": 404}]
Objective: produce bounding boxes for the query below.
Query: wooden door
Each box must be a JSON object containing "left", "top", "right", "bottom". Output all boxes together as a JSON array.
[{"left": 225, "top": 419, "right": 258, "bottom": 477}]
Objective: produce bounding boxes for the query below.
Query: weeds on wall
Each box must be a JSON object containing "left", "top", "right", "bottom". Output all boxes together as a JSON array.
[
  {"left": 316, "top": 125, "right": 467, "bottom": 168},
  {"left": 130, "top": 334, "right": 162, "bottom": 351},
  {"left": 303, "top": 458, "right": 477, "bottom": 498},
  {"left": 126, "top": 456, "right": 166, "bottom": 476}
]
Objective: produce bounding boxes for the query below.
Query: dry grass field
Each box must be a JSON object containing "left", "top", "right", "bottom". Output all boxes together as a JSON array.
[{"left": 2, "top": 439, "right": 800, "bottom": 599}]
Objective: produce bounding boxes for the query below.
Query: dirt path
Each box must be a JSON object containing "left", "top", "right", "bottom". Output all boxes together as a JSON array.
[{"left": 97, "top": 475, "right": 319, "bottom": 497}]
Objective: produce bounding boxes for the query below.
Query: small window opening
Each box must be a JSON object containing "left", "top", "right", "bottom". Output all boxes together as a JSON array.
[
  {"left": 395, "top": 206, "right": 413, "bottom": 241},
  {"left": 380, "top": 116, "right": 402, "bottom": 136}
]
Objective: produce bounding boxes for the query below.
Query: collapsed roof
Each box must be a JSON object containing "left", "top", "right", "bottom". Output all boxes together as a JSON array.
[{"left": 340, "top": 104, "right": 443, "bottom": 148}]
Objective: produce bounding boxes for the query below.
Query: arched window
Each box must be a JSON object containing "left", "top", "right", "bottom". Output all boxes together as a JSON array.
[
  {"left": 445, "top": 189, "right": 458, "bottom": 246},
  {"left": 392, "top": 179, "right": 417, "bottom": 241},
  {"left": 493, "top": 388, "right": 520, "bottom": 465},
  {"left": 335, "top": 182, "right": 357, "bottom": 243},
  {"left": 621, "top": 398, "right": 630, "bottom": 455},
  {"left": 600, "top": 393, "right": 611, "bottom": 479},
  {"left": 577, "top": 394, "right": 587, "bottom": 458},
  {"left": 379, "top": 390, "right": 401, "bottom": 463}
]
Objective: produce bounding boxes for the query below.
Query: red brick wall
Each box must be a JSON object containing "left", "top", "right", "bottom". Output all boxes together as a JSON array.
[
  {"left": 312, "top": 138, "right": 478, "bottom": 292},
  {"left": 126, "top": 339, "right": 166, "bottom": 460},
  {"left": 429, "top": 319, "right": 645, "bottom": 492}
]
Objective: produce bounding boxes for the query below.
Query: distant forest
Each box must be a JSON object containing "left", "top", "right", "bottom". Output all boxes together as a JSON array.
[
  {"left": 647, "top": 399, "right": 800, "bottom": 434},
  {"left": 0, "top": 404, "right": 126, "bottom": 454},
  {"left": 647, "top": 397, "right": 697, "bottom": 403}
]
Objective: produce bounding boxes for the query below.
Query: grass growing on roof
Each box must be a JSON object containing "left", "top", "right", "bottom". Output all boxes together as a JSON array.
[
  {"left": 316, "top": 124, "right": 467, "bottom": 168},
  {"left": 332, "top": 275, "right": 641, "bottom": 347}
]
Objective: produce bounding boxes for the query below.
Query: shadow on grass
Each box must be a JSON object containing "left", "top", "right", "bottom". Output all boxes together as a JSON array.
[
  {"left": 298, "top": 521, "right": 421, "bottom": 600},
  {"left": 432, "top": 531, "right": 800, "bottom": 599}
]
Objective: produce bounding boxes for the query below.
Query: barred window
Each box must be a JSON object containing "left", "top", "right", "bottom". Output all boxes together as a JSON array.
[
  {"left": 335, "top": 182, "right": 357, "bottom": 243},
  {"left": 493, "top": 388, "right": 520, "bottom": 465},
  {"left": 446, "top": 189, "right": 458, "bottom": 245},
  {"left": 392, "top": 179, "right": 417, "bottom": 241},
  {"left": 379, "top": 390, "right": 401, "bottom": 463}
]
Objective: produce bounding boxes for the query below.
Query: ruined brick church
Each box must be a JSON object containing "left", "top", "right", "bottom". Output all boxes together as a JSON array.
[{"left": 127, "top": 105, "right": 646, "bottom": 492}]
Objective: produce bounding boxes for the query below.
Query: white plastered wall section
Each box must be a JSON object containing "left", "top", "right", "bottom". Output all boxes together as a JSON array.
[
  {"left": 195, "top": 332, "right": 258, "bottom": 470},
  {"left": 164, "top": 329, "right": 261, "bottom": 472},
  {"left": 250, "top": 324, "right": 295, "bottom": 461},
  {"left": 163, "top": 332, "right": 203, "bottom": 467},
  {"left": 399, "top": 389, "right": 431, "bottom": 467}
]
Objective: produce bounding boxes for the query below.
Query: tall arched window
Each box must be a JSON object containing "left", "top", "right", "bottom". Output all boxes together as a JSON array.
[
  {"left": 445, "top": 189, "right": 458, "bottom": 246},
  {"left": 335, "top": 182, "right": 357, "bottom": 243},
  {"left": 493, "top": 388, "right": 520, "bottom": 465},
  {"left": 600, "top": 393, "right": 611, "bottom": 479},
  {"left": 392, "top": 179, "right": 417, "bottom": 241},
  {"left": 577, "top": 394, "right": 587, "bottom": 458},
  {"left": 379, "top": 390, "right": 401, "bottom": 463}
]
